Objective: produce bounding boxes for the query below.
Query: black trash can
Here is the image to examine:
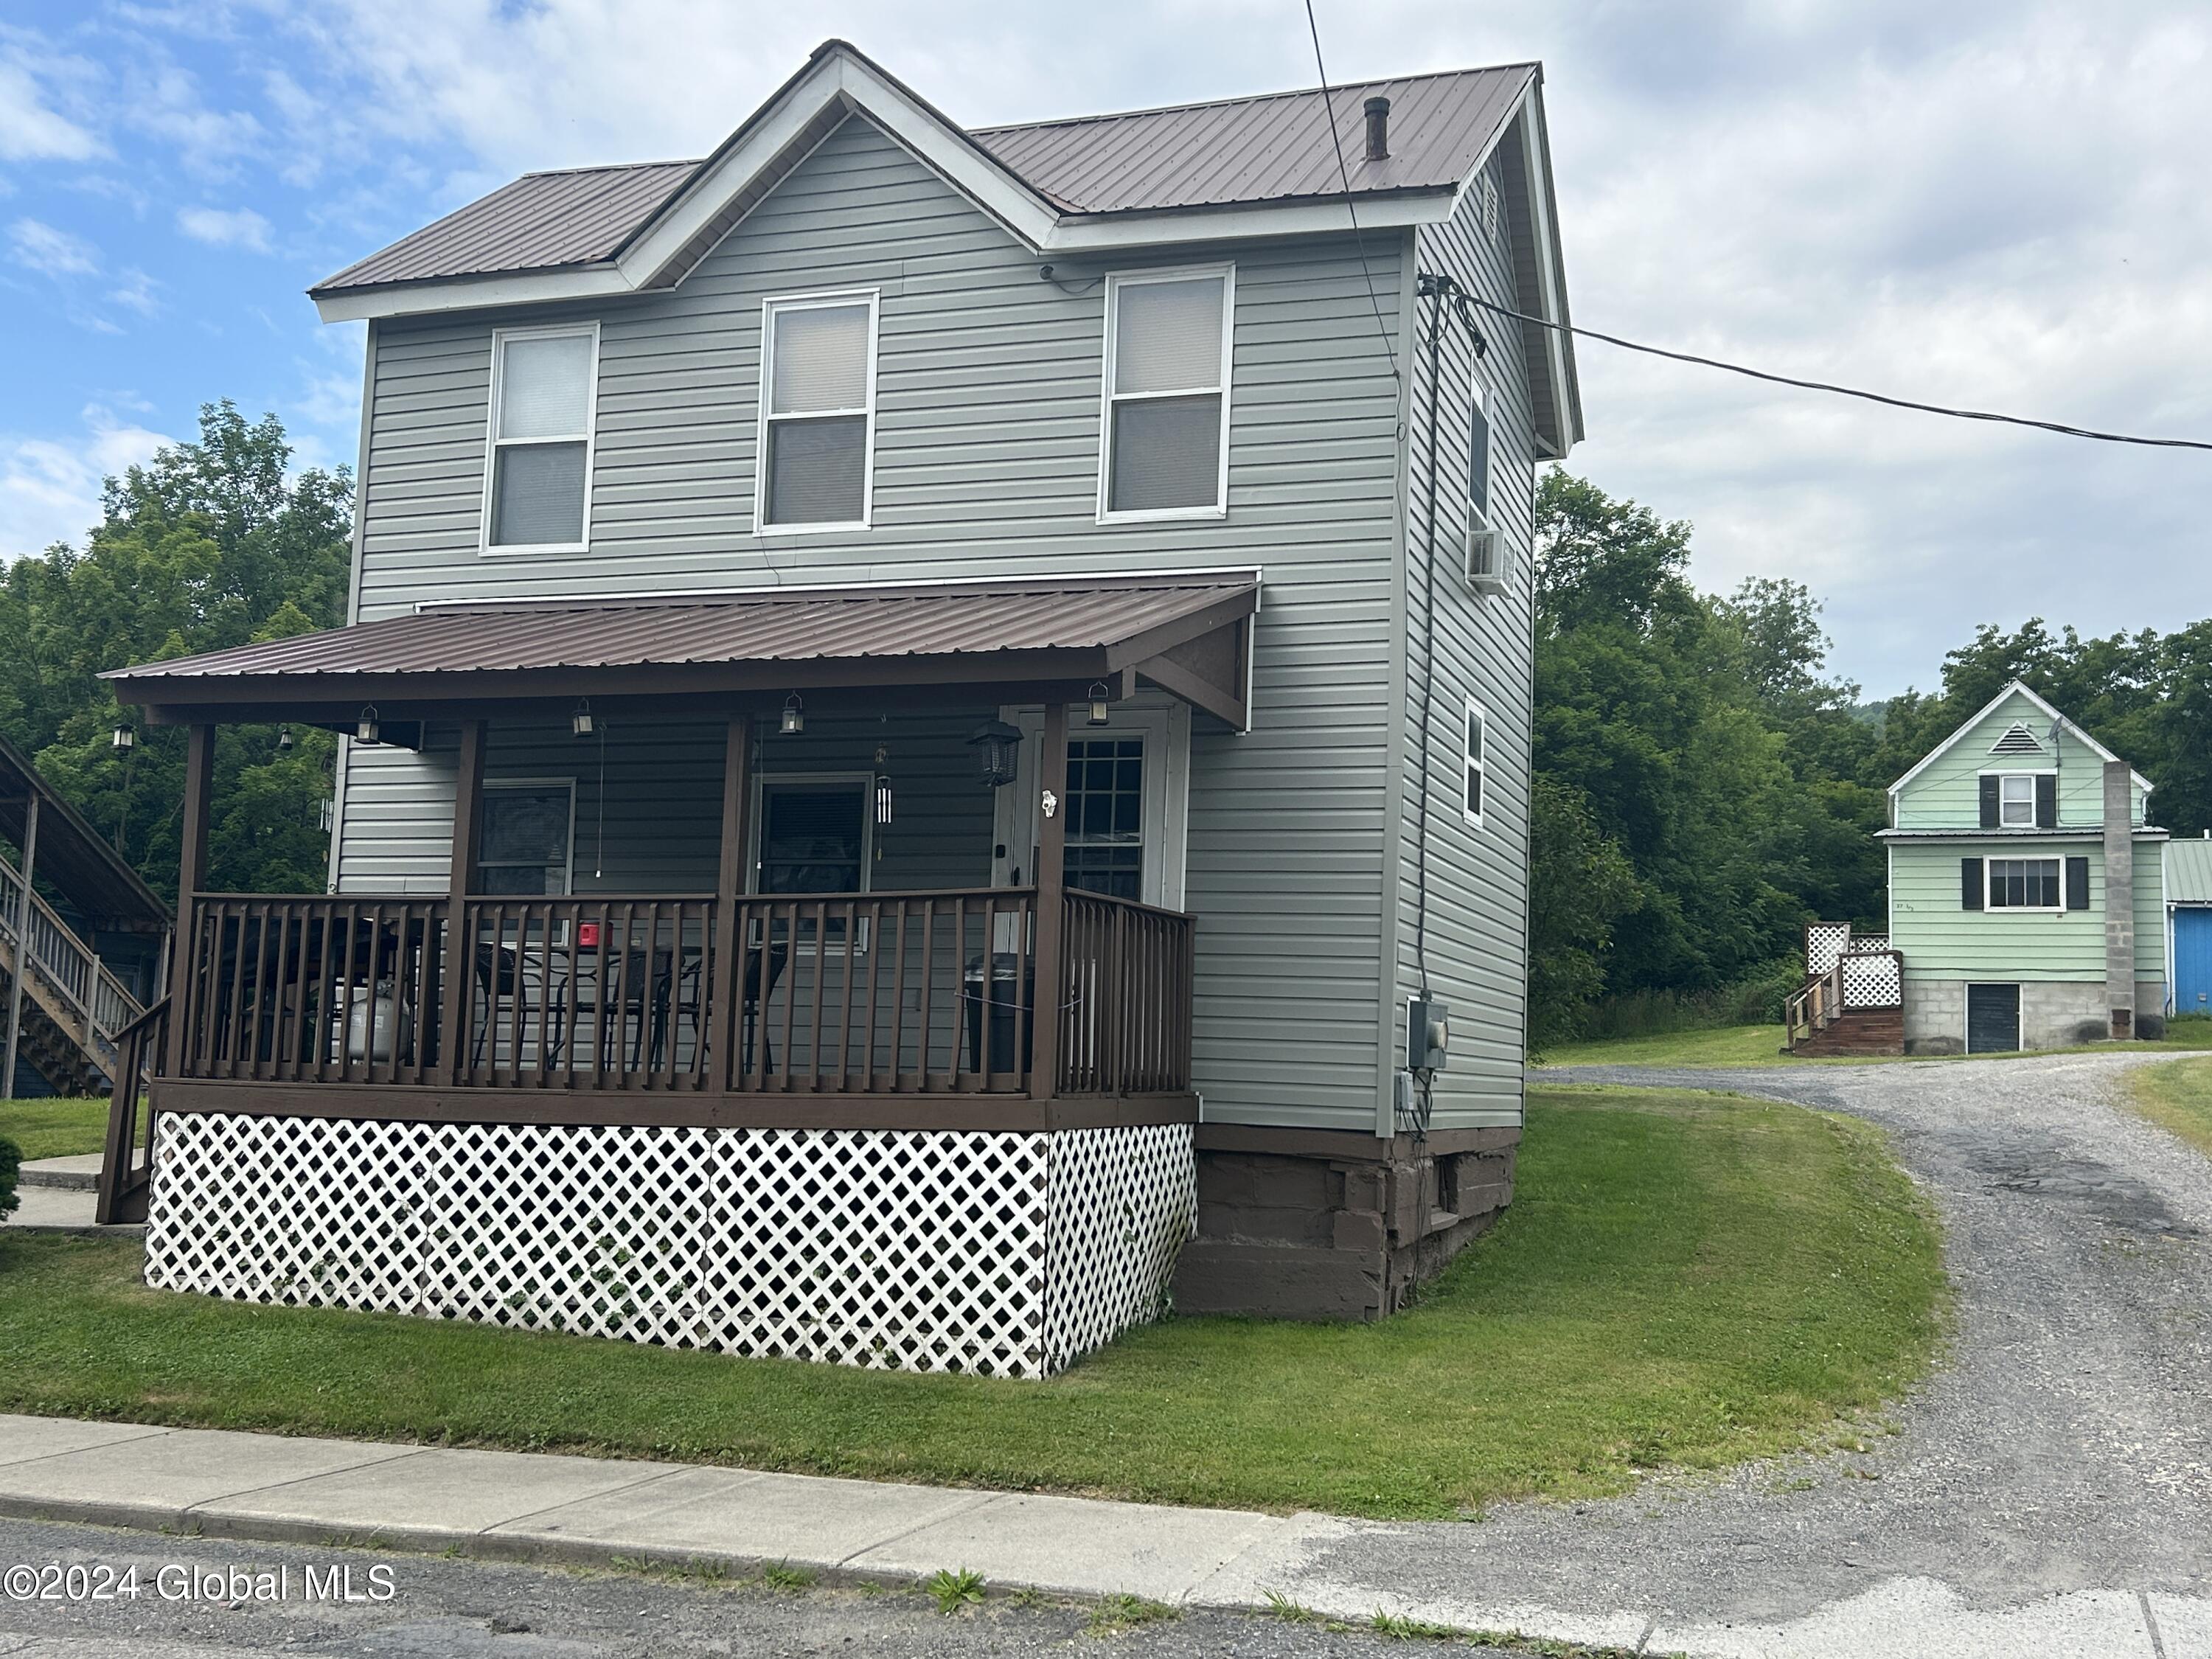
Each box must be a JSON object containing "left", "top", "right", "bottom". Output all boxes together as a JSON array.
[{"left": 963, "top": 951, "right": 1034, "bottom": 1075}]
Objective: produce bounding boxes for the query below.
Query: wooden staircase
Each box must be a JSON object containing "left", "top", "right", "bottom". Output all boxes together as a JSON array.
[
  {"left": 0, "top": 846, "right": 143, "bottom": 1095},
  {"left": 1786, "top": 923, "right": 1905, "bottom": 1057}
]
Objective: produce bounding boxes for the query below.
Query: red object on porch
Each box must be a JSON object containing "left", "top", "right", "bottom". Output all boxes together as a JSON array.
[{"left": 576, "top": 922, "right": 601, "bottom": 947}]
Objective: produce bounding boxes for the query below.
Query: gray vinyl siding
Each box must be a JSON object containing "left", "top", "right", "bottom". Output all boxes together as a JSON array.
[
  {"left": 341, "top": 112, "right": 1419, "bottom": 1130},
  {"left": 1392, "top": 156, "right": 1536, "bottom": 1130}
]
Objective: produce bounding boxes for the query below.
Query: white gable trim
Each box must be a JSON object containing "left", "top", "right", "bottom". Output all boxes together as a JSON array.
[
  {"left": 1509, "top": 84, "right": 1579, "bottom": 459},
  {"left": 1887, "top": 678, "right": 2153, "bottom": 800}
]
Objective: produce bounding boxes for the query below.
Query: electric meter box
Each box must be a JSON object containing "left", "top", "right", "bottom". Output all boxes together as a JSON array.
[{"left": 1407, "top": 996, "right": 1450, "bottom": 1072}]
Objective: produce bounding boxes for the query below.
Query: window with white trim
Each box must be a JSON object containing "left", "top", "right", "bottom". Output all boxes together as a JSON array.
[
  {"left": 1997, "top": 773, "right": 2037, "bottom": 828},
  {"left": 1101, "top": 267, "right": 1232, "bottom": 518},
  {"left": 759, "top": 293, "right": 877, "bottom": 529},
  {"left": 1989, "top": 857, "right": 2061, "bottom": 909},
  {"left": 485, "top": 326, "right": 597, "bottom": 550},
  {"left": 1469, "top": 373, "right": 1492, "bottom": 527},
  {"left": 478, "top": 781, "right": 575, "bottom": 895},
  {"left": 1464, "top": 700, "right": 1487, "bottom": 824}
]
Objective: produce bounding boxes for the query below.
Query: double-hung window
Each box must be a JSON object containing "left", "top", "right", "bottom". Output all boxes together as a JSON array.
[
  {"left": 758, "top": 292, "right": 877, "bottom": 530},
  {"left": 1464, "top": 701, "right": 1488, "bottom": 825},
  {"left": 484, "top": 324, "right": 597, "bottom": 552},
  {"left": 1998, "top": 773, "right": 2037, "bottom": 827},
  {"left": 1469, "top": 377, "right": 1492, "bottom": 529},
  {"left": 1988, "top": 857, "right": 2061, "bottom": 910},
  {"left": 1101, "top": 266, "right": 1233, "bottom": 518}
]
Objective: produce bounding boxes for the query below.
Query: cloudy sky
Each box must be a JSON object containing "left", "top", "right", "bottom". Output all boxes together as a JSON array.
[{"left": 1, "top": 0, "right": 2206, "bottom": 695}]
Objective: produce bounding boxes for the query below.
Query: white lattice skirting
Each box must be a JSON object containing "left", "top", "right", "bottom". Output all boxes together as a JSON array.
[{"left": 145, "top": 1116, "right": 1195, "bottom": 1380}]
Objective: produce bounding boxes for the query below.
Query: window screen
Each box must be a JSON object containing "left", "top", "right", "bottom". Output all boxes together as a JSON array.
[
  {"left": 479, "top": 785, "right": 573, "bottom": 895},
  {"left": 488, "top": 330, "right": 593, "bottom": 547},
  {"left": 1062, "top": 738, "right": 1145, "bottom": 900},
  {"left": 1105, "top": 272, "right": 1228, "bottom": 515},
  {"left": 1988, "top": 858, "right": 2061, "bottom": 908},
  {"left": 759, "top": 784, "right": 867, "bottom": 895},
  {"left": 1464, "top": 703, "right": 1487, "bottom": 822},
  {"left": 762, "top": 299, "right": 872, "bottom": 527}
]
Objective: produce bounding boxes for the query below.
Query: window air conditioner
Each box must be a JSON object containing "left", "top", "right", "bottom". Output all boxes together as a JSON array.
[{"left": 1465, "top": 517, "right": 1508, "bottom": 596}]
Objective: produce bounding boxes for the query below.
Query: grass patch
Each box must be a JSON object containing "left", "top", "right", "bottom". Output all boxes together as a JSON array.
[
  {"left": 0, "top": 1088, "right": 1944, "bottom": 1520},
  {"left": 2126, "top": 1056, "right": 2212, "bottom": 1158},
  {"left": 1539, "top": 1017, "right": 2212, "bottom": 1071},
  {"left": 0, "top": 1097, "right": 111, "bottom": 1161}
]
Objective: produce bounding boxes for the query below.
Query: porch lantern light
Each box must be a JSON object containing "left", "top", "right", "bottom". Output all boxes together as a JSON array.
[
  {"left": 968, "top": 720, "right": 1022, "bottom": 790},
  {"left": 1086, "top": 681, "right": 1111, "bottom": 728},
  {"left": 571, "top": 698, "right": 594, "bottom": 738},
  {"left": 276, "top": 724, "right": 293, "bottom": 752},
  {"left": 355, "top": 706, "right": 381, "bottom": 745},
  {"left": 111, "top": 722, "right": 133, "bottom": 753},
  {"left": 780, "top": 693, "right": 805, "bottom": 736}
]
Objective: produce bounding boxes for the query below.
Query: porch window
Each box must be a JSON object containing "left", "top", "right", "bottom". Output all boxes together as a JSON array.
[
  {"left": 757, "top": 781, "right": 869, "bottom": 896},
  {"left": 759, "top": 293, "right": 876, "bottom": 529},
  {"left": 1063, "top": 738, "right": 1145, "bottom": 900},
  {"left": 1101, "top": 267, "right": 1232, "bottom": 518},
  {"left": 1989, "top": 857, "right": 2061, "bottom": 910},
  {"left": 478, "top": 782, "right": 575, "bottom": 895},
  {"left": 1464, "top": 700, "right": 1487, "bottom": 825},
  {"left": 485, "top": 324, "right": 597, "bottom": 550},
  {"left": 1998, "top": 773, "right": 2036, "bottom": 828}
]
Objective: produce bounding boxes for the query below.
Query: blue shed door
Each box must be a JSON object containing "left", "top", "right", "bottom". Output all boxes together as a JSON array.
[{"left": 2178, "top": 908, "right": 2212, "bottom": 1015}]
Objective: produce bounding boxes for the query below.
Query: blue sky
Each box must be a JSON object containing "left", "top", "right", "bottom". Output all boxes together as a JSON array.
[{"left": 4, "top": 0, "right": 2208, "bottom": 695}]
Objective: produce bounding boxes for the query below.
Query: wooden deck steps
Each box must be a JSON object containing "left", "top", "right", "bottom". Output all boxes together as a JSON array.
[
  {"left": 0, "top": 934, "right": 114, "bottom": 1096},
  {"left": 1790, "top": 1005, "right": 1904, "bottom": 1057}
]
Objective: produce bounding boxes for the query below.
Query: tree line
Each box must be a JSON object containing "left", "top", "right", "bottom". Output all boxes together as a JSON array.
[{"left": 2, "top": 406, "right": 2204, "bottom": 1047}]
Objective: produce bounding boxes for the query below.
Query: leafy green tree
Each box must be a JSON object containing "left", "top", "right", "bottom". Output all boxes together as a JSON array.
[
  {"left": 0, "top": 402, "right": 349, "bottom": 900},
  {"left": 1526, "top": 776, "right": 1640, "bottom": 1048}
]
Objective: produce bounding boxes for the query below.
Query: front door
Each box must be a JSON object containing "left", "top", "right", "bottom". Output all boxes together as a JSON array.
[
  {"left": 2177, "top": 908, "right": 2212, "bottom": 1016},
  {"left": 1966, "top": 983, "right": 2021, "bottom": 1053},
  {"left": 992, "top": 701, "right": 1189, "bottom": 909}
]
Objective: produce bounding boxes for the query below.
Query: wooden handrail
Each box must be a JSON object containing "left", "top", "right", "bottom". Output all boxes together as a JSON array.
[
  {"left": 0, "top": 844, "right": 145, "bottom": 1044},
  {"left": 94, "top": 995, "right": 170, "bottom": 1225}
]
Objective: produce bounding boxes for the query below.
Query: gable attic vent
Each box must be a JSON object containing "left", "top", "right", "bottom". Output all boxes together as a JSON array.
[{"left": 1990, "top": 722, "right": 2045, "bottom": 756}]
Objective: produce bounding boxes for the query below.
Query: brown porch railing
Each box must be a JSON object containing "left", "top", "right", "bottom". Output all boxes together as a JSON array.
[
  {"left": 94, "top": 995, "right": 169, "bottom": 1224},
  {"left": 1057, "top": 891, "right": 1194, "bottom": 1096},
  {"left": 728, "top": 888, "right": 1037, "bottom": 1093},
  {"left": 177, "top": 896, "right": 448, "bottom": 1085}
]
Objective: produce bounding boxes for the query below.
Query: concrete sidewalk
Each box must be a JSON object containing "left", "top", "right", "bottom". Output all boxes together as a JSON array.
[{"left": 0, "top": 1415, "right": 2201, "bottom": 1658}]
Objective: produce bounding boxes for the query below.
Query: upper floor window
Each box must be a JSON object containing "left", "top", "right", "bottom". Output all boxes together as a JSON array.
[
  {"left": 1464, "top": 700, "right": 1488, "bottom": 825},
  {"left": 1100, "top": 266, "right": 1233, "bottom": 520},
  {"left": 759, "top": 291, "right": 877, "bottom": 531},
  {"left": 484, "top": 324, "right": 598, "bottom": 552},
  {"left": 1469, "top": 374, "right": 1492, "bottom": 528},
  {"left": 1980, "top": 770, "right": 2053, "bottom": 830},
  {"left": 1998, "top": 773, "right": 2036, "bottom": 827}
]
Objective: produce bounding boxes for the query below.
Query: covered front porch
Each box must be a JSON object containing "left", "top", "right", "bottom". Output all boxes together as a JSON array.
[{"left": 94, "top": 573, "right": 1253, "bottom": 1377}]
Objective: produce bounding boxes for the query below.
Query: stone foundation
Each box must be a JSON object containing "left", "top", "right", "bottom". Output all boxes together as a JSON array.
[
  {"left": 1903, "top": 978, "right": 2170, "bottom": 1054},
  {"left": 1171, "top": 1124, "right": 1518, "bottom": 1321}
]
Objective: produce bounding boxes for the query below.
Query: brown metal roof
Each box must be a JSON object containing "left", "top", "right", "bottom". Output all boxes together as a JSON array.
[
  {"left": 0, "top": 731, "right": 170, "bottom": 933},
  {"left": 312, "top": 58, "right": 1531, "bottom": 296},
  {"left": 104, "top": 575, "right": 1258, "bottom": 715}
]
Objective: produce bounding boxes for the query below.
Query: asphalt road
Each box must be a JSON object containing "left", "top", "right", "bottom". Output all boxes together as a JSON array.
[
  {"left": 1270, "top": 1050, "right": 2212, "bottom": 1645},
  {"left": 0, "top": 1516, "right": 1537, "bottom": 1659}
]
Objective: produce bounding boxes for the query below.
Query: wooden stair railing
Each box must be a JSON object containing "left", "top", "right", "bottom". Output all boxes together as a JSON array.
[
  {"left": 0, "top": 843, "right": 145, "bottom": 1085},
  {"left": 94, "top": 995, "right": 170, "bottom": 1225}
]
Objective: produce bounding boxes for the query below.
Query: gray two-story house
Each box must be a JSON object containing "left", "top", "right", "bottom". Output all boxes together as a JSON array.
[{"left": 97, "top": 41, "right": 1581, "bottom": 1374}]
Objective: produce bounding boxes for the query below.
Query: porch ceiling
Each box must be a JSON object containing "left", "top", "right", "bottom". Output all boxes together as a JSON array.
[{"left": 103, "top": 572, "right": 1257, "bottom": 729}]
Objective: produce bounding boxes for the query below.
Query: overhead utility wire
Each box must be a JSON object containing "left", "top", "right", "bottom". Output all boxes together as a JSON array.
[
  {"left": 1303, "top": 0, "right": 1399, "bottom": 383},
  {"left": 1469, "top": 296, "right": 2212, "bottom": 453}
]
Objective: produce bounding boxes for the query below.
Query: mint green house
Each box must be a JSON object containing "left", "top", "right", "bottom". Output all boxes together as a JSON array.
[{"left": 1883, "top": 681, "right": 2168, "bottom": 1054}]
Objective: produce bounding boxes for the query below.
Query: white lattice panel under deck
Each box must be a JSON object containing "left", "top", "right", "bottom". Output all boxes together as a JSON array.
[
  {"left": 147, "top": 1115, "right": 1193, "bottom": 1380},
  {"left": 1806, "top": 923, "right": 1852, "bottom": 978},
  {"left": 1840, "top": 953, "right": 1903, "bottom": 1008}
]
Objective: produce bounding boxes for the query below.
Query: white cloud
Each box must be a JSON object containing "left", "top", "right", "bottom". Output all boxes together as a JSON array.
[
  {"left": 0, "top": 55, "right": 101, "bottom": 162},
  {"left": 177, "top": 204, "right": 271, "bottom": 250},
  {"left": 108, "top": 268, "right": 161, "bottom": 315},
  {"left": 0, "top": 407, "right": 173, "bottom": 562},
  {"left": 7, "top": 215, "right": 97, "bottom": 275}
]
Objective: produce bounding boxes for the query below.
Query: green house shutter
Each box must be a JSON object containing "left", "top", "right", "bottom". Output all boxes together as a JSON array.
[
  {"left": 2036, "top": 774, "right": 2057, "bottom": 828},
  {"left": 1978, "top": 776, "right": 2000, "bottom": 828},
  {"left": 2065, "top": 856, "right": 2090, "bottom": 910},
  {"left": 1962, "top": 857, "right": 1984, "bottom": 910}
]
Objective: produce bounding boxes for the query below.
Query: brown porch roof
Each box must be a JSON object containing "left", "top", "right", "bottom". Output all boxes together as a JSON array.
[{"left": 103, "top": 573, "right": 1257, "bottom": 729}]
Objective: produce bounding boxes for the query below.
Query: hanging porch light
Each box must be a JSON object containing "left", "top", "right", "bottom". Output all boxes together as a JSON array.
[
  {"left": 968, "top": 720, "right": 1022, "bottom": 790},
  {"left": 355, "top": 705, "right": 381, "bottom": 745},
  {"left": 571, "top": 698, "right": 595, "bottom": 737},
  {"left": 780, "top": 693, "right": 805, "bottom": 736},
  {"left": 1086, "top": 681, "right": 1112, "bottom": 728},
  {"left": 276, "top": 724, "right": 294, "bottom": 752},
  {"left": 111, "top": 722, "right": 134, "bottom": 752}
]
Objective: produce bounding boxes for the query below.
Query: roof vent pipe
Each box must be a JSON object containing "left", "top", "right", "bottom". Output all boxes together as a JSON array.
[{"left": 1364, "top": 96, "right": 1391, "bottom": 161}]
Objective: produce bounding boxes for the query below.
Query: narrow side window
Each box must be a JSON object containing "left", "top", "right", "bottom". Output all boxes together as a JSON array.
[
  {"left": 486, "top": 327, "right": 597, "bottom": 550},
  {"left": 760, "top": 294, "right": 876, "bottom": 530},
  {"left": 1102, "top": 268, "right": 1232, "bottom": 518},
  {"left": 1464, "top": 700, "right": 1487, "bottom": 825}
]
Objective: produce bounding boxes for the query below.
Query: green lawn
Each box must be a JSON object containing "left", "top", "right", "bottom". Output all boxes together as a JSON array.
[
  {"left": 1539, "top": 1015, "right": 2212, "bottom": 1071},
  {"left": 0, "top": 1096, "right": 113, "bottom": 1161},
  {"left": 2126, "top": 1056, "right": 2212, "bottom": 1158},
  {"left": 0, "top": 1087, "right": 1944, "bottom": 1520}
]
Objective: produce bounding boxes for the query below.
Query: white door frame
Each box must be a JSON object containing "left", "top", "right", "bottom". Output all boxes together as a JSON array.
[{"left": 992, "top": 696, "right": 1191, "bottom": 909}]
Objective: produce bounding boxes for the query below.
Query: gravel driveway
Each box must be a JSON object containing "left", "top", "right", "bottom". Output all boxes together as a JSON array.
[{"left": 1265, "top": 1050, "right": 2212, "bottom": 1649}]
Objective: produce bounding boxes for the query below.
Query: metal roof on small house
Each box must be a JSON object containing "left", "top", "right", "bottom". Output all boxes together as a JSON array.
[{"left": 2169, "top": 838, "right": 2212, "bottom": 905}]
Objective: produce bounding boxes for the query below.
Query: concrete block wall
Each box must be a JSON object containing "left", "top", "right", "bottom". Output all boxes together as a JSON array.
[{"left": 1905, "top": 978, "right": 2170, "bottom": 1053}]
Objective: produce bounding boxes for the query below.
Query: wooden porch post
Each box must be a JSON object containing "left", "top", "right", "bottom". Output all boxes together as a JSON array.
[
  {"left": 2, "top": 792, "right": 39, "bottom": 1094},
  {"left": 438, "top": 718, "right": 486, "bottom": 1084},
  {"left": 1029, "top": 700, "right": 1068, "bottom": 1101},
  {"left": 708, "top": 714, "right": 751, "bottom": 1089},
  {"left": 162, "top": 724, "right": 215, "bottom": 1078}
]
